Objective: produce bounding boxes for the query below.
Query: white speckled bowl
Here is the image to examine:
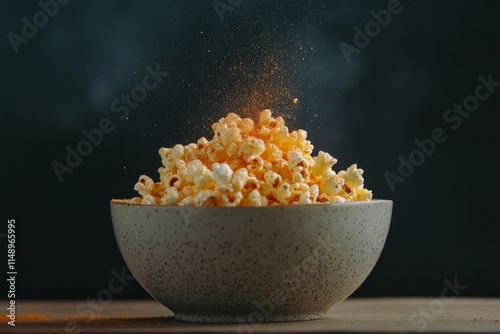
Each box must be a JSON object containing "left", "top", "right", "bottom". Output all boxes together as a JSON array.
[{"left": 110, "top": 200, "right": 392, "bottom": 322}]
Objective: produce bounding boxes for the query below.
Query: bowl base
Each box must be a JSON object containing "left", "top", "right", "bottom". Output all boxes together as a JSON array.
[{"left": 174, "top": 312, "right": 326, "bottom": 323}]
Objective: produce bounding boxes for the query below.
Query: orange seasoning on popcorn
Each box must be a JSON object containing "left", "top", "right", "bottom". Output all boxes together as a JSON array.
[{"left": 119, "top": 110, "right": 372, "bottom": 206}]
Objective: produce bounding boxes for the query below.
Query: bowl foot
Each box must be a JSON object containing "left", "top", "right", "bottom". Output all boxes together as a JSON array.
[{"left": 174, "top": 312, "right": 326, "bottom": 323}]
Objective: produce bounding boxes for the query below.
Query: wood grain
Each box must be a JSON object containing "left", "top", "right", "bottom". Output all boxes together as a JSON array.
[{"left": 3, "top": 298, "right": 499, "bottom": 333}]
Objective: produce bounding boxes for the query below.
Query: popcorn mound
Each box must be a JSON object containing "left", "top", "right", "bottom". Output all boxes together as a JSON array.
[{"left": 123, "top": 110, "right": 372, "bottom": 206}]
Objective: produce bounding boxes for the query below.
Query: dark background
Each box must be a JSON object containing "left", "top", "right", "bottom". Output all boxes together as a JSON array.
[{"left": 1, "top": 0, "right": 499, "bottom": 299}]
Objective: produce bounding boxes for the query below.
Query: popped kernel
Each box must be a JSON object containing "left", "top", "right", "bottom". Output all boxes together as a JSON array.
[
  {"left": 239, "top": 118, "right": 254, "bottom": 134},
  {"left": 195, "top": 189, "right": 216, "bottom": 206},
  {"left": 276, "top": 182, "right": 292, "bottom": 204},
  {"left": 231, "top": 168, "right": 249, "bottom": 190},
  {"left": 259, "top": 109, "right": 272, "bottom": 123},
  {"left": 246, "top": 154, "right": 264, "bottom": 172},
  {"left": 197, "top": 137, "right": 209, "bottom": 148},
  {"left": 264, "top": 170, "right": 282, "bottom": 188},
  {"left": 161, "top": 187, "right": 179, "bottom": 205},
  {"left": 219, "top": 184, "right": 243, "bottom": 206},
  {"left": 338, "top": 164, "right": 364, "bottom": 189},
  {"left": 134, "top": 175, "right": 155, "bottom": 196},
  {"left": 172, "top": 144, "right": 184, "bottom": 160},
  {"left": 246, "top": 189, "right": 267, "bottom": 206},
  {"left": 120, "top": 109, "right": 372, "bottom": 206},
  {"left": 226, "top": 143, "right": 239, "bottom": 158},
  {"left": 213, "top": 163, "right": 233, "bottom": 185},
  {"left": 141, "top": 194, "right": 156, "bottom": 205},
  {"left": 166, "top": 174, "right": 182, "bottom": 188},
  {"left": 321, "top": 170, "right": 344, "bottom": 196},
  {"left": 312, "top": 151, "right": 337, "bottom": 175},
  {"left": 238, "top": 138, "right": 266, "bottom": 160},
  {"left": 242, "top": 177, "right": 260, "bottom": 192}
]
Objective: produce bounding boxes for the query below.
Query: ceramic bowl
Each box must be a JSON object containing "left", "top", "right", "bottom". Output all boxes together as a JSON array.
[{"left": 110, "top": 200, "right": 392, "bottom": 322}]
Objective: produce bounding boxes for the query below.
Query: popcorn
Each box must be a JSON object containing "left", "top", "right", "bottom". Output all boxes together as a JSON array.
[
  {"left": 239, "top": 118, "right": 254, "bottom": 134},
  {"left": 238, "top": 138, "right": 266, "bottom": 161},
  {"left": 246, "top": 154, "right": 264, "bottom": 172},
  {"left": 246, "top": 189, "right": 267, "bottom": 206},
  {"left": 134, "top": 175, "right": 155, "bottom": 196},
  {"left": 292, "top": 167, "right": 305, "bottom": 183},
  {"left": 141, "top": 194, "right": 156, "bottom": 205},
  {"left": 218, "top": 185, "right": 243, "bottom": 206},
  {"left": 242, "top": 177, "right": 260, "bottom": 192},
  {"left": 212, "top": 163, "right": 233, "bottom": 185},
  {"left": 264, "top": 143, "right": 283, "bottom": 162},
  {"left": 312, "top": 151, "right": 337, "bottom": 175},
  {"left": 320, "top": 170, "right": 344, "bottom": 196},
  {"left": 172, "top": 144, "right": 184, "bottom": 160},
  {"left": 276, "top": 182, "right": 292, "bottom": 204},
  {"left": 160, "top": 149, "right": 175, "bottom": 169},
  {"left": 166, "top": 174, "right": 182, "bottom": 188},
  {"left": 207, "top": 141, "right": 226, "bottom": 162},
  {"left": 263, "top": 170, "right": 282, "bottom": 188},
  {"left": 185, "top": 160, "right": 212, "bottom": 187},
  {"left": 310, "top": 184, "right": 319, "bottom": 200},
  {"left": 122, "top": 109, "right": 372, "bottom": 206},
  {"left": 197, "top": 137, "right": 209, "bottom": 149},
  {"left": 226, "top": 143, "right": 239, "bottom": 158},
  {"left": 338, "top": 164, "right": 364, "bottom": 189},
  {"left": 288, "top": 151, "right": 306, "bottom": 169},
  {"left": 195, "top": 189, "right": 216, "bottom": 206},
  {"left": 356, "top": 188, "right": 373, "bottom": 201},
  {"left": 259, "top": 109, "right": 272, "bottom": 123},
  {"left": 178, "top": 196, "right": 196, "bottom": 206},
  {"left": 161, "top": 187, "right": 179, "bottom": 205},
  {"left": 231, "top": 168, "right": 249, "bottom": 190}
]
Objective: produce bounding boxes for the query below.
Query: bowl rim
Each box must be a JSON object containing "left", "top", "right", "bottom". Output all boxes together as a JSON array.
[{"left": 110, "top": 199, "right": 392, "bottom": 209}]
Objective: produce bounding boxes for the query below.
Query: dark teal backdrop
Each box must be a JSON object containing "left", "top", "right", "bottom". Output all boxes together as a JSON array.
[{"left": 1, "top": 0, "right": 499, "bottom": 299}]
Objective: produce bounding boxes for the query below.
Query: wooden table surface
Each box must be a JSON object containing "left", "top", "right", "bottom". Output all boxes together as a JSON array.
[{"left": 3, "top": 298, "right": 499, "bottom": 333}]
